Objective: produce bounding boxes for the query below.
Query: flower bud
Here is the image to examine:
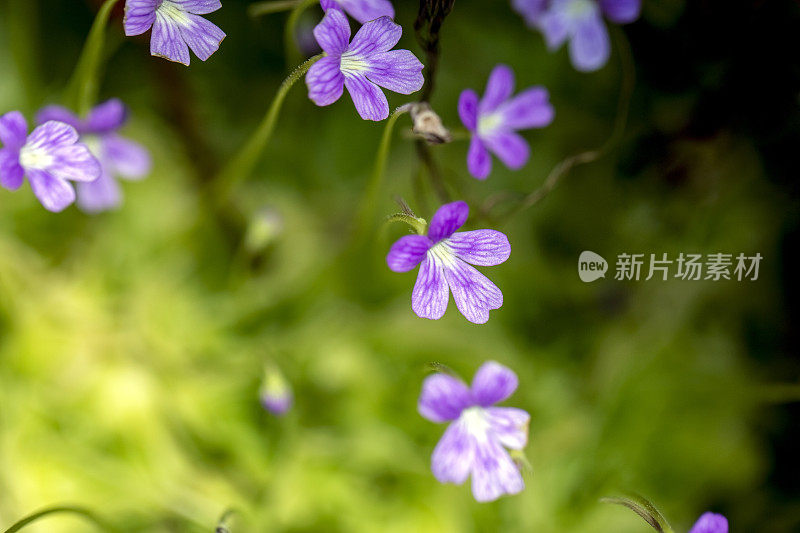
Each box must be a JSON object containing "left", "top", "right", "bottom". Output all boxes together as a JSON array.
[
  {"left": 407, "top": 102, "right": 452, "bottom": 145},
  {"left": 259, "top": 364, "right": 293, "bottom": 416}
]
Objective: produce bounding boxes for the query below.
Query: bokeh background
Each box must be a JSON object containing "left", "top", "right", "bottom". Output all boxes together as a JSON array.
[{"left": 1, "top": 0, "right": 799, "bottom": 531}]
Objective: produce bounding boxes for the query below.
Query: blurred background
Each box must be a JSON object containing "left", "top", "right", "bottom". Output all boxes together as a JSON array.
[{"left": 1, "top": 0, "right": 799, "bottom": 531}]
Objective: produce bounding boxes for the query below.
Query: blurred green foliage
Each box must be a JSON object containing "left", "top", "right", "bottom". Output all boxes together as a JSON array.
[{"left": 1, "top": 0, "right": 798, "bottom": 531}]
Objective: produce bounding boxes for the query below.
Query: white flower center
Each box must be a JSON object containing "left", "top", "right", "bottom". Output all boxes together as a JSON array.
[
  {"left": 460, "top": 406, "right": 491, "bottom": 441},
  {"left": 157, "top": 1, "right": 191, "bottom": 25},
  {"left": 339, "top": 52, "right": 369, "bottom": 73},
  {"left": 477, "top": 112, "right": 503, "bottom": 136},
  {"left": 428, "top": 240, "right": 457, "bottom": 267},
  {"left": 568, "top": 0, "right": 597, "bottom": 19},
  {"left": 18, "top": 143, "right": 54, "bottom": 170}
]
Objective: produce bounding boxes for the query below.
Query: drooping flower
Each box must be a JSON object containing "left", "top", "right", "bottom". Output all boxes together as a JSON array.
[
  {"left": 320, "top": 0, "right": 394, "bottom": 24},
  {"left": 689, "top": 512, "right": 728, "bottom": 533},
  {"left": 259, "top": 364, "right": 293, "bottom": 416},
  {"left": 458, "top": 64, "right": 554, "bottom": 180},
  {"left": 306, "top": 10, "right": 424, "bottom": 121},
  {"left": 0, "top": 111, "right": 101, "bottom": 212},
  {"left": 512, "top": 0, "right": 641, "bottom": 72},
  {"left": 124, "top": 0, "right": 226, "bottom": 66},
  {"left": 386, "top": 201, "right": 510, "bottom": 324},
  {"left": 418, "top": 361, "right": 530, "bottom": 502},
  {"left": 36, "top": 99, "right": 151, "bottom": 213}
]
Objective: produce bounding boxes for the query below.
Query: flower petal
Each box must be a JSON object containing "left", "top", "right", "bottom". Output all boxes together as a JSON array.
[
  {"left": 306, "top": 57, "right": 346, "bottom": 106},
  {"left": 497, "top": 87, "right": 554, "bottom": 130},
  {"left": 0, "top": 148, "right": 24, "bottom": 190},
  {"left": 26, "top": 120, "right": 78, "bottom": 149},
  {"left": 344, "top": 74, "right": 389, "bottom": 121},
  {"left": 600, "top": 0, "right": 641, "bottom": 24},
  {"left": 313, "top": 9, "right": 351, "bottom": 55},
  {"left": 467, "top": 136, "right": 492, "bottom": 180},
  {"left": 442, "top": 258, "right": 503, "bottom": 324},
  {"left": 76, "top": 170, "right": 122, "bottom": 213},
  {"left": 26, "top": 168, "right": 76, "bottom": 212},
  {"left": 0, "top": 111, "right": 28, "bottom": 149},
  {"left": 418, "top": 373, "right": 472, "bottom": 423},
  {"left": 537, "top": 6, "right": 571, "bottom": 50},
  {"left": 124, "top": 0, "right": 159, "bottom": 36},
  {"left": 458, "top": 89, "right": 479, "bottom": 132},
  {"left": 431, "top": 418, "right": 475, "bottom": 484},
  {"left": 336, "top": 0, "right": 395, "bottom": 24},
  {"left": 172, "top": 0, "right": 222, "bottom": 15},
  {"left": 177, "top": 12, "right": 225, "bottom": 61},
  {"left": 512, "top": 0, "right": 548, "bottom": 26},
  {"left": 447, "top": 230, "right": 511, "bottom": 267},
  {"left": 48, "top": 143, "right": 102, "bottom": 183},
  {"left": 479, "top": 64, "right": 514, "bottom": 114},
  {"left": 482, "top": 130, "right": 530, "bottom": 170},
  {"left": 104, "top": 135, "right": 151, "bottom": 179},
  {"left": 470, "top": 437, "right": 524, "bottom": 502},
  {"left": 412, "top": 255, "right": 449, "bottom": 320},
  {"left": 387, "top": 234, "right": 431, "bottom": 272},
  {"left": 471, "top": 361, "right": 518, "bottom": 406},
  {"left": 85, "top": 99, "right": 127, "bottom": 134},
  {"left": 349, "top": 16, "right": 401, "bottom": 56},
  {"left": 151, "top": 12, "right": 191, "bottom": 65},
  {"left": 485, "top": 407, "right": 530, "bottom": 449},
  {"left": 428, "top": 201, "right": 469, "bottom": 242},
  {"left": 689, "top": 512, "right": 728, "bottom": 533},
  {"left": 35, "top": 106, "right": 82, "bottom": 131},
  {"left": 365, "top": 50, "right": 424, "bottom": 95},
  {"left": 569, "top": 12, "right": 610, "bottom": 72}
]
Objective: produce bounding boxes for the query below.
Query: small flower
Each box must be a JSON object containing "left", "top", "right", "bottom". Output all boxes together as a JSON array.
[
  {"left": 418, "top": 361, "right": 530, "bottom": 502},
  {"left": 259, "top": 364, "right": 293, "bottom": 416},
  {"left": 320, "top": 0, "right": 395, "bottom": 24},
  {"left": 124, "top": 0, "right": 226, "bottom": 66},
  {"left": 0, "top": 111, "right": 101, "bottom": 212},
  {"left": 36, "top": 100, "right": 151, "bottom": 213},
  {"left": 689, "top": 512, "right": 728, "bottom": 533},
  {"left": 386, "top": 201, "right": 510, "bottom": 324},
  {"left": 512, "top": 0, "right": 641, "bottom": 72},
  {"left": 458, "top": 64, "right": 554, "bottom": 179},
  {"left": 306, "top": 10, "right": 424, "bottom": 121}
]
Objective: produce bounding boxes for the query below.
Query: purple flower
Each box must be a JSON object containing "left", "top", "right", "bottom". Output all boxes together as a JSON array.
[
  {"left": 320, "top": 0, "right": 395, "bottom": 24},
  {"left": 306, "top": 10, "right": 424, "bottom": 121},
  {"left": 36, "top": 100, "right": 151, "bottom": 213},
  {"left": 0, "top": 111, "right": 101, "bottom": 212},
  {"left": 386, "top": 201, "right": 510, "bottom": 324},
  {"left": 512, "top": 0, "right": 641, "bottom": 71},
  {"left": 458, "top": 64, "right": 554, "bottom": 180},
  {"left": 124, "top": 0, "right": 226, "bottom": 66},
  {"left": 419, "top": 361, "right": 530, "bottom": 502},
  {"left": 689, "top": 512, "right": 728, "bottom": 533},
  {"left": 260, "top": 365, "right": 293, "bottom": 416}
]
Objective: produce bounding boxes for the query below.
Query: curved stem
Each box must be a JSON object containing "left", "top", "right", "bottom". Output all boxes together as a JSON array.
[
  {"left": 248, "top": 0, "right": 301, "bottom": 17},
  {"left": 65, "top": 0, "right": 121, "bottom": 115},
  {"left": 283, "top": 0, "right": 319, "bottom": 65},
  {"left": 3, "top": 505, "right": 111, "bottom": 533},
  {"left": 211, "top": 54, "right": 322, "bottom": 205}
]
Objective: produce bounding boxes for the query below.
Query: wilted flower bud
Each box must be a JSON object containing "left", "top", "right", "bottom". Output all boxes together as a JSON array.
[
  {"left": 259, "top": 364, "right": 293, "bottom": 416},
  {"left": 406, "top": 102, "right": 452, "bottom": 144}
]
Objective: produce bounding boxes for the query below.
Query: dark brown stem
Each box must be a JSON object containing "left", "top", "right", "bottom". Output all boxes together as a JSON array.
[{"left": 414, "top": 0, "right": 456, "bottom": 102}]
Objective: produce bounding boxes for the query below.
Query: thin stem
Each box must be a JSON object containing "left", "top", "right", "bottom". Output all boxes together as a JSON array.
[
  {"left": 65, "top": 0, "right": 121, "bottom": 115},
  {"left": 415, "top": 140, "right": 450, "bottom": 203},
  {"left": 283, "top": 0, "right": 319, "bottom": 65},
  {"left": 3, "top": 505, "right": 111, "bottom": 533},
  {"left": 6, "top": 0, "right": 42, "bottom": 110},
  {"left": 211, "top": 54, "right": 322, "bottom": 205},
  {"left": 248, "top": 0, "right": 301, "bottom": 17}
]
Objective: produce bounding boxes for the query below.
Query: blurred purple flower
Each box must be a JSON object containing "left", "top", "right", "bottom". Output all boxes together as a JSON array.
[
  {"left": 36, "top": 100, "right": 151, "bottom": 213},
  {"left": 386, "top": 201, "right": 510, "bottom": 324},
  {"left": 320, "top": 0, "right": 394, "bottom": 24},
  {"left": 0, "top": 111, "right": 101, "bottom": 212},
  {"left": 689, "top": 512, "right": 728, "bottom": 533},
  {"left": 306, "top": 10, "right": 424, "bottom": 121},
  {"left": 512, "top": 0, "right": 641, "bottom": 71},
  {"left": 458, "top": 64, "right": 554, "bottom": 180},
  {"left": 260, "top": 364, "right": 293, "bottom": 416},
  {"left": 124, "top": 0, "right": 225, "bottom": 66},
  {"left": 419, "top": 361, "right": 529, "bottom": 502}
]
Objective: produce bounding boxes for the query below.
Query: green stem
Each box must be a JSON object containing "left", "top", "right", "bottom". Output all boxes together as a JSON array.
[
  {"left": 65, "top": 0, "right": 121, "bottom": 115},
  {"left": 6, "top": 0, "right": 42, "bottom": 110},
  {"left": 211, "top": 54, "right": 322, "bottom": 205},
  {"left": 353, "top": 107, "right": 409, "bottom": 243},
  {"left": 283, "top": 0, "right": 319, "bottom": 65},
  {"left": 248, "top": 0, "right": 301, "bottom": 17},
  {"left": 3, "top": 506, "right": 110, "bottom": 533}
]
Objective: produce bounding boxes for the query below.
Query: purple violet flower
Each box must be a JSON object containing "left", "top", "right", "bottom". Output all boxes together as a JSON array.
[
  {"left": 512, "top": 0, "right": 641, "bottom": 72},
  {"left": 419, "top": 361, "right": 530, "bottom": 502},
  {"left": 36, "top": 99, "right": 151, "bottom": 213},
  {"left": 306, "top": 9, "right": 424, "bottom": 121},
  {"left": 689, "top": 512, "right": 728, "bottom": 533},
  {"left": 458, "top": 64, "right": 554, "bottom": 180},
  {"left": 0, "top": 111, "right": 101, "bottom": 212},
  {"left": 320, "top": 0, "right": 395, "bottom": 24},
  {"left": 124, "top": 0, "right": 226, "bottom": 66},
  {"left": 386, "top": 201, "right": 510, "bottom": 324}
]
